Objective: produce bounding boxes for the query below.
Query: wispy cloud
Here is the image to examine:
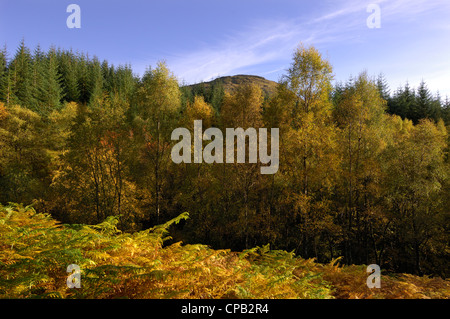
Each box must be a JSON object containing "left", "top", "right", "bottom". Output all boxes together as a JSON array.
[
  {"left": 381, "top": 0, "right": 446, "bottom": 17},
  {"left": 166, "top": 1, "right": 367, "bottom": 83},
  {"left": 168, "top": 15, "right": 348, "bottom": 84},
  {"left": 164, "top": 0, "right": 450, "bottom": 86},
  {"left": 169, "top": 21, "right": 302, "bottom": 84}
]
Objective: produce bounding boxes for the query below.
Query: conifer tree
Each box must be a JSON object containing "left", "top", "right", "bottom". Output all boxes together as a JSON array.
[
  {"left": 0, "top": 46, "right": 7, "bottom": 102},
  {"left": 414, "top": 80, "right": 433, "bottom": 122},
  {"left": 8, "top": 40, "right": 36, "bottom": 108},
  {"left": 76, "top": 53, "right": 91, "bottom": 104},
  {"left": 89, "top": 57, "right": 104, "bottom": 106},
  {"left": 442, "top": 96, "right": 450, "bottom": 125},
  {"left": 210, "top": 81, "right": 225, "bottom": 114},
  {"left": 390, "top": 82, "right": 416, "bottom": 120},
  {"left": 58, "top": 50, "right": 80, "bottom": 103},
  {"left": 114, "top": 64, "right": 136, "bottom": 102},
  {"left": 37, "top": 49, "right": 63, "bottom": 115},
  {"left": 376, "top": 73, "right": 391, "bottom": 102},
  {"left": 31, "top": 45, "right": 46, "bottom": 110}
]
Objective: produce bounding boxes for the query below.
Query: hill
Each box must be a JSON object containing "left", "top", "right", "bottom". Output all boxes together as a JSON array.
[{"left": 187, "top": 74, "right": 279, "bottom": 98}]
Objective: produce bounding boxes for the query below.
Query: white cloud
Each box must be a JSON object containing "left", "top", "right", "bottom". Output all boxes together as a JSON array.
[
  {"left": 168, "top": 21, "right": 303, "bottom": 84},
  {"left": 166, "top": 1, "right": 375, "bottom": 84},
  {"left": 167, "top": 15, "right": 357, "bottom": 84},
  {"left": 153, "top": 0, "right": 450, "bottom": 94}
]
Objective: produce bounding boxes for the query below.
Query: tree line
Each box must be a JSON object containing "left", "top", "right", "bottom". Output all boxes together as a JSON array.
[{"left": 0, "top": 41, "right": 448, "bottom": 277}]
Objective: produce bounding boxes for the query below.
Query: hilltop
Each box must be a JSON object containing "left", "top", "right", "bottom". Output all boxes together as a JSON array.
[{"left": 187, "top": 74, "right": 279, "bottom": 98}]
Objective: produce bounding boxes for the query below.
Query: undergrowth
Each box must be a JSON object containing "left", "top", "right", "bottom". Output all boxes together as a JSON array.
[{"left": 0, "top": 204, "right": 448, "bottom": 299}]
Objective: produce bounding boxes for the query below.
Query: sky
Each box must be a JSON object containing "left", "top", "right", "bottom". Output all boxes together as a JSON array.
[{"left": 0, "top": 0, "right": 449, "bottom": 97}]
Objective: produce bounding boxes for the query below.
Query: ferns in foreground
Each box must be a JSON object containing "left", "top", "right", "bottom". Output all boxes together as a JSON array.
[{"left": 0, "top": 204, "right": 448, "bottom": 299}]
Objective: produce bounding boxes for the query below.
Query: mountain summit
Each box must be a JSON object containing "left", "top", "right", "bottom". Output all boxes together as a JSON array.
[{"left": 187, "top": 74, "right": 278, "bottom": 98}]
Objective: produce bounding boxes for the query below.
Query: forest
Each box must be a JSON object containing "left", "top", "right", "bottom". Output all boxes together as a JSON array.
[{"left": 0, "top": 40, "right": 449, "bottom": 292}]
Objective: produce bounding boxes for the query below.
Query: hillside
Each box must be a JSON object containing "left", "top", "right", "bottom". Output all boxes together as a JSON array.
[
  {"left": 1, "top": 204, "right": 448, "bottom": 299},
  {"left": 187, "top": 74, "right": 279, "bottom": 98}
]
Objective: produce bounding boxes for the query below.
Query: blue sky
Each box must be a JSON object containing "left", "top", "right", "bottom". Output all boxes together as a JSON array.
[{"left": 1, "top": 0, "right": 449, "bottom": 97}]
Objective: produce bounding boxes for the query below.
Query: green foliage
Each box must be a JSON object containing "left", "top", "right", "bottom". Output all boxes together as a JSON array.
[
  {"left": 1, "top": 205, "right": 448, "bottom": 299},
  {"left": 388, "top": 80, "right": 444, "bottom": 124},
  {"left": 0, "top": 41, "right": 138, "bottom": 110}
]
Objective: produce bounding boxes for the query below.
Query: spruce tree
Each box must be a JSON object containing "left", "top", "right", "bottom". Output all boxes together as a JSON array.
[
  {"left": 101, "top": 60, "right": 113, "bottom": 95},
  {"left": 0, "top": 46, "right": 7, "bottom": 102},
  {"left": 443, "top": 96, "right": 450, "bottom": 125},
  {"left": 390, "top": 82, "right": 416, "bottom": 120},
  {"left": 114, "top": 64, "right": 136, "bottom": 102},
  {"left": 31, "top": 45, "right": 47, "bottom": 114},
  {"left": 8, "top": 40, "right": 37, "bottom": 108},
  {"left": 210, "top": 80, "right": 224, "bottom": 114},
  {"left": 77, "top": 53, "right": 90, "bottom": 104},
  {"left": 59, "top": 50, "right": 80, "bottom": 103},
  {"left": 431, "top": 91, "right": 442, "bottom": 122},
  {"left": 414, "top": 80, "right": 434, "bottom": 123},
  {"left": 89, "top": 57, "right": 104, "bottom": 106},
  {"left": 412, "top": 80, "right": 443, "bottom": 123},
  {"left": 376, "top": 73, "right": 391, "bottom": 102},
  {"left": 42, "top": 49, "right": 64, "bottom": 112},
  {"left": 331, "top": 81, "right": 344, "bottom": 106}
]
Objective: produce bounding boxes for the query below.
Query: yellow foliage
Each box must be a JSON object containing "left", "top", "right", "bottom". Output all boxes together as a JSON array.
[
  {"left": 1, "top": 204, "right": 448, "bottom": 299},
  {"left": 0, "top": 102, "right": 7, "bottom": 121},
  {"left": 185, "top": 96, "right": 213, "bottom": 127}
]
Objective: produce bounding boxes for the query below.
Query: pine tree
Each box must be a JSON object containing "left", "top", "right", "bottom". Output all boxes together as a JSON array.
[
  {"left": 76, "top": 53, "right": 90, "bottom": 104},
  {"left": 390, "top": 82, "right": 416, "bottom": 120},
  {"left": 58, "top": 50, "right": 80, "bottom": 103},
  {"left": 114, "top": 64, "right": 137, "bottom": 102},
  {"left": 0, "top": 46, "right": 7, "bottom": 102},
  {"left": 43, "top": 49, "right": 64, "bottom": 112},
  {"left": 31, "top": 47, "right": 64, "bottom": 116},
  {"left": 8, "top": 40, "right": 37, "bottom": 108},
  {"left": 376, "top": 73, "right": 391, "bottom": 102},
  {"left": 89, "top": 57, "right": 104, "bottom": 106},
  {"left": 101, "top": 60, "right": 113, "bottom": 94},
  {"left": 31, "top": 45, "right": 46, "bottom": 109},
  {"left": 442, "top": 96, "right": 450, "bottom": 125},
  {"left": 332, "top": 81, "right": 345, "bottom": 106},
  {"left": 210, "top": 81, "right": 225, "bottom": 114},
  {"left": 431, "top": 91, "right": 442, "bottom": 122},
  {"left": 414, "top": 80, "right": 433, "bottom": 123}
]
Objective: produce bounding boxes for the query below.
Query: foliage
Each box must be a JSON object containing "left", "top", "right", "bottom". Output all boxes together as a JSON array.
[
  {"left": 0, "top": 41, "right": 449, "bottom": 281},
  {"left": 1, "top": 204, "right": 448, "bottom": 299}
]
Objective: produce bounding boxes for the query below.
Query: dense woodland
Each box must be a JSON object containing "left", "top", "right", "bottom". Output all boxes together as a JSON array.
[{"left": 0, "top": 41, "right": 449, "bottom": 279}]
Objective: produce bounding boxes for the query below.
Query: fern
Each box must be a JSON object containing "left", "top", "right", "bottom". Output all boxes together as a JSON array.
[{"left": 1, "top": 204, "right": 448, "bottom": 299}]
